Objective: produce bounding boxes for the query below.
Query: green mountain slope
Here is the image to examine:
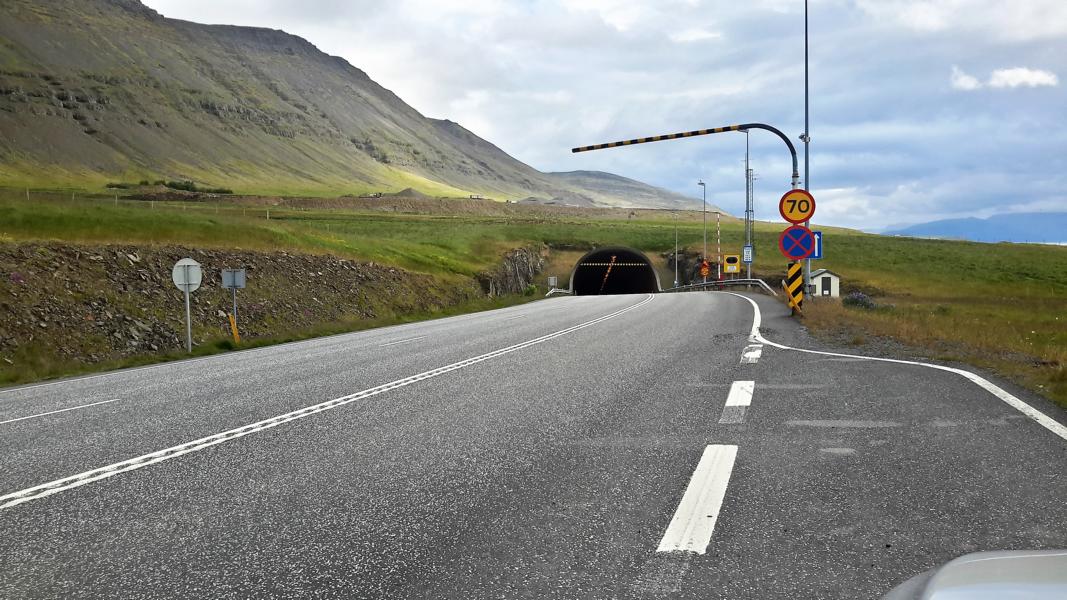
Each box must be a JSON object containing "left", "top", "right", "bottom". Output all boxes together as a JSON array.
[
  {"left": 0, "top": 0, "right": 693, "bottom": 208},
  {"left": 547, "top": 170, "right": 725, "bottom": 213}
]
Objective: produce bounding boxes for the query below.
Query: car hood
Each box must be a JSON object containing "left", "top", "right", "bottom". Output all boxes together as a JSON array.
[{"left": 883, "top": 550, "right": 1067, "bottom": 600}]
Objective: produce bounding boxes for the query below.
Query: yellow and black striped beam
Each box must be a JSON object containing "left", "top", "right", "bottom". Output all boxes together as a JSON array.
[
  {"left": 572, "top": 122, "right": 799, "bottom": 183},
  {"left": 571, "top": 125, "right": 742, "bottom": 153}
]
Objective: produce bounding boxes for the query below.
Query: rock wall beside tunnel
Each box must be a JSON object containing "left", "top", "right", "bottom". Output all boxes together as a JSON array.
[
  {"left": 477, "top": 244, "right": 548, "bottom": 297},
  {"left": 666, "top": 250, "right": 706, "bottom": 286}
]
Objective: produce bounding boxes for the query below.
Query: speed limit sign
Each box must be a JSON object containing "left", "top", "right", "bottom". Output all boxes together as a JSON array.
[{"left": 779, "top": 189, "right": 816, "bottom": 224}]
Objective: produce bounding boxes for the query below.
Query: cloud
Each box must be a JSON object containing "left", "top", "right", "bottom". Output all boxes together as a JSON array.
[
  {"left": 988, "top": 67, "right": 1059, "bottom": 88},
  {"left": 669, "top": 28, "right": 722, "bottom": 43},
  {"left": 950, "top": 66, "right": 1059, "bottom": 91},
  {"left": 141, "top": 0, "right": 1067, "bottom": 231},
  {"left": 950, "top": 66, "right": 981, "bottom": 91},
  {"left": 853, "top": 0, "right": 1067, "bottom": 42}
]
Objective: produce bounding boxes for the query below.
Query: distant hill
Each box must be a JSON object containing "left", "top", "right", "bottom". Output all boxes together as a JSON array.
[
  {"left": 547, "top": 171, "right": 726, "bottom": 213},
  {"left": 885, "top": 212, "right": 1067, "bottom": 244},
  {"left": 0, "top": 0, "right": 690, "bottom": 209}
]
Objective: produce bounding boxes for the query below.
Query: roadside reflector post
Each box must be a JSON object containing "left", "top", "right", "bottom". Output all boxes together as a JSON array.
[{"left": 228, "top": 314, "right": 241, "bottom": 344}]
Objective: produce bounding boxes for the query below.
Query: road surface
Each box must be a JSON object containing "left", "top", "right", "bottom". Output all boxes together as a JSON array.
[{"left": 1, "top": 292, "right": 1064, "bottom": 599}]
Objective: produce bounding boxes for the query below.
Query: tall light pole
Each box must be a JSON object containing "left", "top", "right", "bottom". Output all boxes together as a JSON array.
[
  {"left": 802, "top": 0, "right": 812, "bottom": 295},
  {"left": 698, "top": 180, "right": 707, "bottom": 283},
  {"left": 744, "top": 130, "right": 754, "bottom": 279},
  {"left": 716, "top": 210, "right": 722, "bottom": 281},
  {"left": 673, "top": 210, "right": 679, "bottom": 287}
]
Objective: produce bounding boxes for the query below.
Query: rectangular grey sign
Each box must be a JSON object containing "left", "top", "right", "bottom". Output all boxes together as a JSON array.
[{"left": 222, "top": 268, "right": 246, "bottom": 289}]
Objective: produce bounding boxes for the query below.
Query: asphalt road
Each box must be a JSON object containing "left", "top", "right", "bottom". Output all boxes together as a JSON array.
[{"left": 1, "top": 292, "right": 1065, "bottom": 599}]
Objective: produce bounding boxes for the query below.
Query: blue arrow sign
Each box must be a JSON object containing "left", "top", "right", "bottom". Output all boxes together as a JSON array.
[{"left": 811, "top": 231, "right": 823, "bottom": 260}]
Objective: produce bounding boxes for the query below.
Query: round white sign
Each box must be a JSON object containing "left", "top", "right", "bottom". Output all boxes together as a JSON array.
[{"left": 172, "top": 258, "right": 203, "bottom": 292}]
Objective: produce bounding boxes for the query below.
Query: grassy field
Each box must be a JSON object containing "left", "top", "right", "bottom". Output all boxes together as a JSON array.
[{"left": 1, "top": 188, "right": 1064, "bottom": 407}]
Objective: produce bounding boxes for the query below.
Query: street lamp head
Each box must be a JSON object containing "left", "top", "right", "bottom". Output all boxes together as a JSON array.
[{"left": 697, "top": 180, "right": 705, "bottom": 187}]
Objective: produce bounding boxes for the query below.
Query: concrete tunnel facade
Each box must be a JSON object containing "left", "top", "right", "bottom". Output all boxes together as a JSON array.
[{"left": 569, "top": 246, "right": 661, "bottom": 296}]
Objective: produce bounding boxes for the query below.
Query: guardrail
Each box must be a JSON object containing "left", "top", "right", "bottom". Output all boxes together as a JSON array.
[
  {"left": 663, "top": 279, "right": 778, "bottom": 297},
  {"left": 544, "top": 287, "right": 574, "bottom": 297}
]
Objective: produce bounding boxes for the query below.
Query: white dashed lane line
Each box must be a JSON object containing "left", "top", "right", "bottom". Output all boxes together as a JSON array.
[
  {"left": 718, "top": 381, "right": 755, "bottom": 424},
  {"left": 376, "top": 336, "right": 427, "bottom": 348},
  {"left": 740, "top": 344, "right": 763, "bottom": 364},
  {"left": 657, "top": 445, "right": 738, "bottom": 554},
  {"left": 0, "top": 399, "right": 120, "bottom": 425}
]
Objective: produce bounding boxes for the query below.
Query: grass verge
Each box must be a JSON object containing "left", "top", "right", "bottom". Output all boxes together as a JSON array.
[
  {"left": 802, "top": 297, "right": 1067, "bottom": 410},
  {"left": 0, "top": 293, "right": 542, "bottom": 389},
  {"left": 2, "top": 188, "right": 1065, "bottom": 411}
]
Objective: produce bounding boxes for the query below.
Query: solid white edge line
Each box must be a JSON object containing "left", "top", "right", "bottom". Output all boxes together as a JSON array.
[
  {"left": 0, "top": 399, "right": 120, "bottom": 425},
  {"left": 0, "top": 294, "right": 654, "bottom": 510},
  {"left": 0, "top": 296, "right": 587, "bottom": 397},
  {"left": 720, "top": 292, "right": 1067, "bottom": 443},
  {"left": 656, "top": 444, "right": 738, "bottom": 554},
  {"left": 724, "top": 381, "right": 755, "bottom": 407}
]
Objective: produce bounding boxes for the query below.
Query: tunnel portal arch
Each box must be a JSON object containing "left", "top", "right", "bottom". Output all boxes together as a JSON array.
[{"left": 569, "top": 246, "right": 661, "bottom": 296}]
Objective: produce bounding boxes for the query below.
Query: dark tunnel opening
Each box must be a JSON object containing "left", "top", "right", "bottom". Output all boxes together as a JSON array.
[{"left": 569, "top": 247, "right": 661, "bottom": 296}]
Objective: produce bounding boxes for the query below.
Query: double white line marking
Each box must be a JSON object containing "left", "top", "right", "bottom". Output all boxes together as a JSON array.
[{"left": 0, "top": 295, "right": 654, "bottom": 511}]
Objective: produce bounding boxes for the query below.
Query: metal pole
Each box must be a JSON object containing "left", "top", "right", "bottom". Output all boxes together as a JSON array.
[
  {"left": 803, "top": 0, "right": 812, "bottom": 296},
  {"left": 232, "top": 287, "right": 238, "bottom": 324},
  {"left": 674, "top": 211, "right": 679, "bottom": 287},
  {"left": 699, "top": 180, "right": 707, "bottom": 283},
  {"left": 183, "top": 265, "right": 192, "bottom": 353},
  {"left": 745, "top": 130, "right": 753, "bottom": 279},
  {"left": 716, "top": 211, "right": 722, "bottom": 280}
]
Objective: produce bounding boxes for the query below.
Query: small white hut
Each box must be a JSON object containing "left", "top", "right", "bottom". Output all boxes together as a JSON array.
[{"left": 810, "top": 268, "right": 841, "bottom": 298}]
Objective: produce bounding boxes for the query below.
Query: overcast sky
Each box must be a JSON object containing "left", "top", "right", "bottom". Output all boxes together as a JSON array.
[{"left": 142, "top": 0, "right": 1066, "bottom": 230}]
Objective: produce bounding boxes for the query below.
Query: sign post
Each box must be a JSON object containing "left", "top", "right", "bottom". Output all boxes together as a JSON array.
[
  {"left": 778, "top": 225, "right": 816, "bottom": 261},
  {"left": 785, "top": 261, "right": 804, "bottom": 313},
  {"left": 172, "top": 258, "right": 202, "bottom": 352},
  {"left": 222, "top": 268, "right": 246, "bottom": 343},
  {"left": 221, "top": 268, "right": 246, "bottom": 321},
  {"left": 779, "top": 189, "right": 816, "bottom": 225},
  {"left": 779, "top": 189, "right": 817, "bottom": 308},
  {"left": 723, "top": 254, "right": 741, "bottom": 275}
]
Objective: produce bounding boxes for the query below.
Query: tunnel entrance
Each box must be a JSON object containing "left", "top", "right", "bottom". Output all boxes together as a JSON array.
[{"left": 569, "top": 247, "right": 661, "bottom": 296}]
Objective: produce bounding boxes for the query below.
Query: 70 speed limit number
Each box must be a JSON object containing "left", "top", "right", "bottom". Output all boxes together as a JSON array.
[{"left": 779, "top": 189, "right": 816, "bottom": 224}]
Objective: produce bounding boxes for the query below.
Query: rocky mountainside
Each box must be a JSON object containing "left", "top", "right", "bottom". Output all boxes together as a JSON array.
[
  {"left": 548, "top": 170, "right": 727, "bottom": 213},
  {"left": 0, "top": 0, "right": 692, "bottom": 208}
]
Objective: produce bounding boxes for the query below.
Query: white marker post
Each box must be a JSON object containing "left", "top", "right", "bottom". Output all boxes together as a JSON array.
[{"left": 172, "top": 258, "right": 202, "bottom": 352}]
